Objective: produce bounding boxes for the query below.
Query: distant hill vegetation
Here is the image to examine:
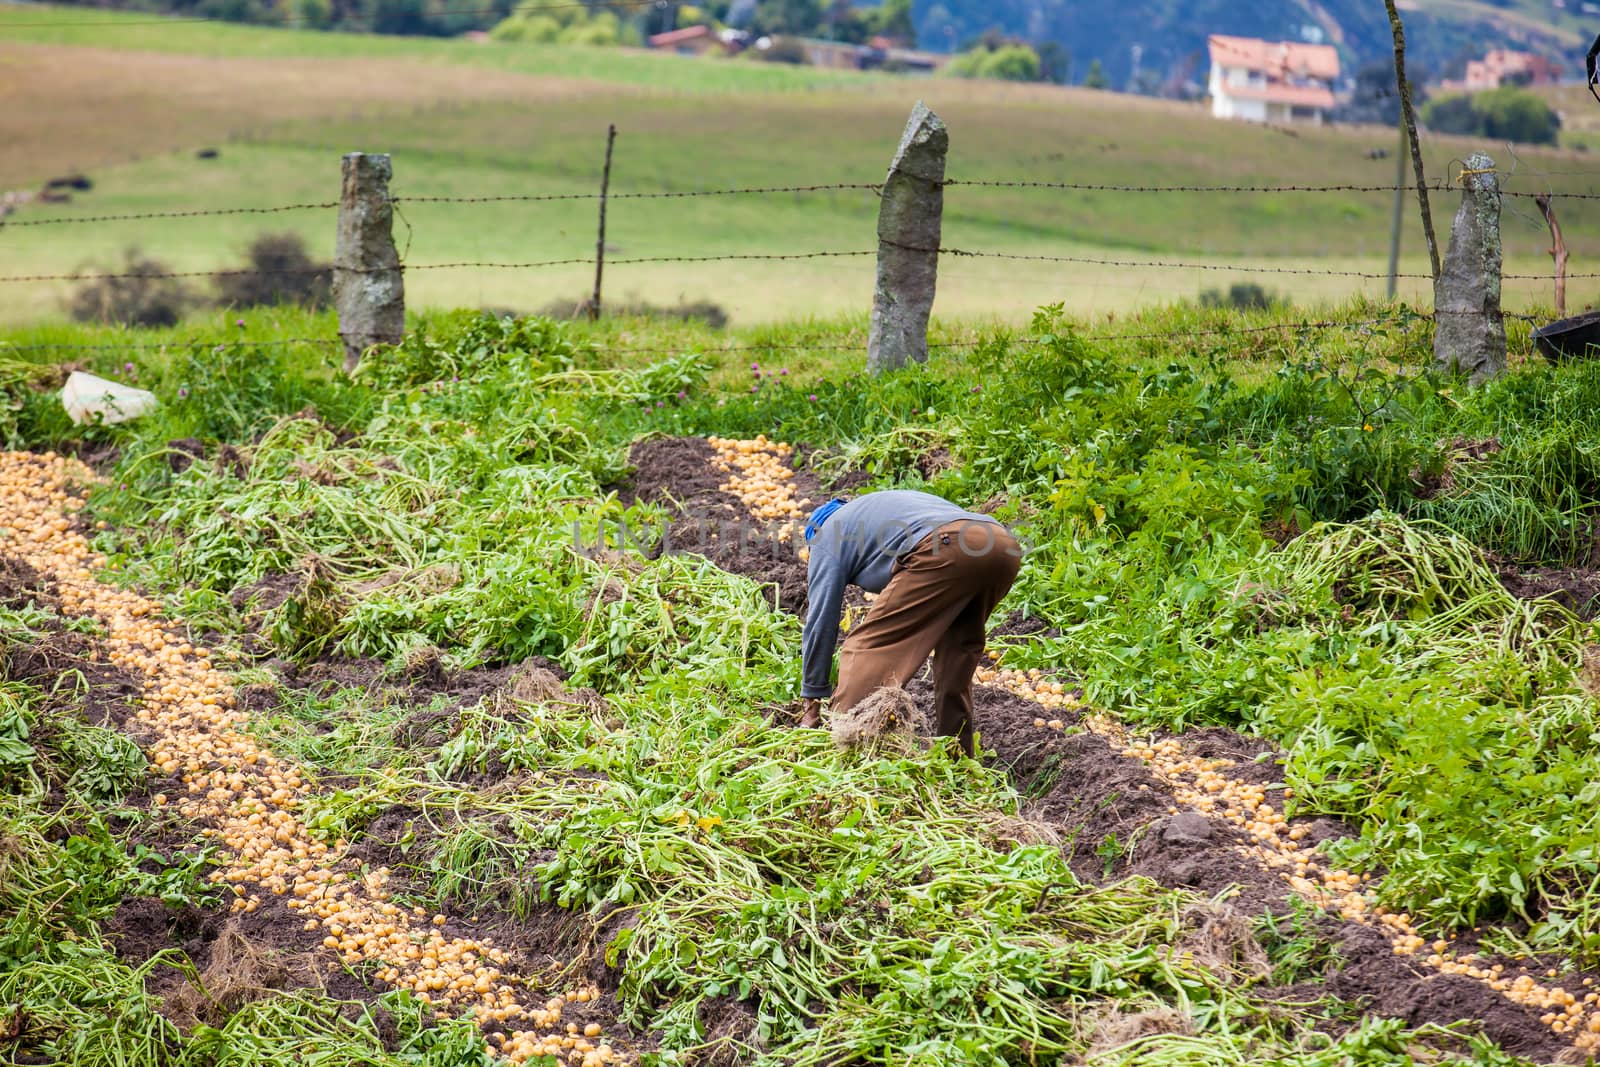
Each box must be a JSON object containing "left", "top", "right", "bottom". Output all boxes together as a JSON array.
[
  {"left": 38, "top": 0, "right": 1593, "bottom": 91},
  {"left": 912, "top": 0, "right": 1589, "bottom": 92}
]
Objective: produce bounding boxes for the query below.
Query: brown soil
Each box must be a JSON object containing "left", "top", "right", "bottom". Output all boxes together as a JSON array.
[
  {"left": 620, "top": 437, "right": 813, "bottom": 614},
  {"left": 0, "top": 553, "right": 56, "bottom": 608},
  {"left": 1, "top": 556, "right": 141, "bottom": 733},
  {"left": 920, "top": 673, "right": 1290, "bottom": 914},
  {"left": 992, "top": 609, "right": 1064, "bottom": 643},
  {"left": 167, "top": 437, "right": 206, "bottom": 474},
  {"left": 693, "top": 997, "right": 760, "bottom": 1066},
  {"left": 1326, "top": 924, "right": 1568, "bottom": 1064},
  {"left": 1496, "top": 561, "right": 1600, "bottom": 620},
  {"left": 229, "top": 570, "right": 304, "bottom": 623}
]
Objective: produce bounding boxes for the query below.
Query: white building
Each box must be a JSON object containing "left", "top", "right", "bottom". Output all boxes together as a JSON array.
[{"left": 1207, "top": 34, "right": 1340, "bottom": 125}]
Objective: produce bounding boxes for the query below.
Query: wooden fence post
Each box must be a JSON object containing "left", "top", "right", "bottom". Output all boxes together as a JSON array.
[
  {"left": 591, "top": 124, "right": 617, "bottom": 322},
  {"left": 867, "top": 102, "right": 947, "bottom": 374},
  {"left": 1383, "top": 0, "right": 1440, "bottom": 281},
  {"left": 333, "top": 152, "right": 404, "bottom": 373}
]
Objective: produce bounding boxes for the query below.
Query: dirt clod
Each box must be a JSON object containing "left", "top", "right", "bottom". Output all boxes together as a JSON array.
[{"left": 829, "top": 685, "right": 924, "bottom": 751}]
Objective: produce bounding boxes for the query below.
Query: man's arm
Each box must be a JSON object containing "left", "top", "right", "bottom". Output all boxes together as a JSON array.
[{"left": 800, "top": 540, "right": 848, "bottom": 700}]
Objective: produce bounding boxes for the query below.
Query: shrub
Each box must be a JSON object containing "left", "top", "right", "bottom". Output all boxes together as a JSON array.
[
  {"left": 947, "top": 43, "right": 1041, "bottom": 82},
  {"left": 535, "top": 296, "right": 729, "bottom": 328},
  {"left": 69, "top": 249, "right": 191, "bottom": 327},
  {"left": 1421, "top": 87, "right": 1560, "bottom": 146},
  {"left": 1199, "top": 283, "right": 1280, "bottom": 311},
  {"left": 490, "top": 12, "right": 559, "bottom": 41},
  {"left": 214, "top": 232, "right": 332, "bottom": 311}
]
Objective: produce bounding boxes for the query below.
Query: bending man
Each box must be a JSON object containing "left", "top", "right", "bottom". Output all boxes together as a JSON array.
[{"left": 799, "top": 490, "right": 1021, "bottom": 755}]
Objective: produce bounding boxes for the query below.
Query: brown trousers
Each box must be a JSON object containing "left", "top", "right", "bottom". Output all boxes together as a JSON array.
[{"left": 831, "top": 519, "right": 1021, "bottom": 755}]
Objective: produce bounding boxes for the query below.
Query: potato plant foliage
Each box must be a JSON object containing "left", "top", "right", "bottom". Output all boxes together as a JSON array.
[{"left": 0, "top": 300, "right": 1595, "bottom": 1065}]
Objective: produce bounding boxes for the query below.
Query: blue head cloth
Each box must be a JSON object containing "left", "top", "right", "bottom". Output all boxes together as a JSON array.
[{"left": 804, "top": 498, "right": 849, "bottom": 543}]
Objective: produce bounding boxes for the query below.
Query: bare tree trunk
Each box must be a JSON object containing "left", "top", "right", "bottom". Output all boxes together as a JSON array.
[{"left": 1383, "top": 0, "right": 1440, "bottom": 280}]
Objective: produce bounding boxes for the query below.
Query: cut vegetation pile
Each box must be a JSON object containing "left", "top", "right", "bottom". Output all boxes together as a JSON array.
[{"left": 5, "top": 302, "right": 1600, "bottom": 1066}]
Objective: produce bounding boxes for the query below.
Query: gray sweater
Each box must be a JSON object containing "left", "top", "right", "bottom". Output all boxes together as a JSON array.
[{"left": 800, "top": 490, "right": 998, "bottom": 699}]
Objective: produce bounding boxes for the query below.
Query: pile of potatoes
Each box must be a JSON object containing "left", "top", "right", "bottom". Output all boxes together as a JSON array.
[
  {"left": 975, "top": 634, "right": 1600, "bottom": 1050},
  {"left": 707, "top": 435, "right": 810, "bottom": 543},
  {"left": 0, "top": 451, "right": 631, "bottom": 1066}
]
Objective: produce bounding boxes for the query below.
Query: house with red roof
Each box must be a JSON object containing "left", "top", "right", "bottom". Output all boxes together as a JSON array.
[
  {"left": 648, "top": 24, "right": 736, "bottom": 56},
  {"left": 1458, "top": 49, "right": 1562, "bottom": 91},
  {"left": 1206, "top": 34, "right": 1340, "bottom": 125}
]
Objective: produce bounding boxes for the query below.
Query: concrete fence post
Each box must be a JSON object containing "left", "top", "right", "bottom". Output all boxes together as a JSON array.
[
  {"left": 1432, "top": 152, "right": 1505, "bottom": 386},
  {"left": 334, "top": 152, "right": 404, "bottom": 373},
  {"left": 867, "top": 102, "right": 947, "bottom": 374}
]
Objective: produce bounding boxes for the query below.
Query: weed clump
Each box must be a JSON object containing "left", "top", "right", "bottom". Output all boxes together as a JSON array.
[
  {"left": 1199, "top": 282, "right": 1281, "bottom": 311},
  {"left": 69, "top": 248, "right": 192, "bottom": 327},
  {"left": 535, "top": 296, "right": 728, "bottom": 329},
  {"left": 215, "top": 232, "right": 333, "bottom": 311}
]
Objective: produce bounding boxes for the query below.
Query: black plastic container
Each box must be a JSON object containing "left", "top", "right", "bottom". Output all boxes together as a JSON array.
[{"left": 1532, "top": 310, "right": 1600, "bottom": 364}]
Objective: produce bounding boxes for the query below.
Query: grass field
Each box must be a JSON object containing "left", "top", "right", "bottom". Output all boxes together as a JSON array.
[{"left": 4, "top": 3, "right": 1600, "bottom": 327}]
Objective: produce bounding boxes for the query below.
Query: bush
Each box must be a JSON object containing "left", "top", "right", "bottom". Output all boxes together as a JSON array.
[
  {"left": 1199, "top": 283, "right": 1280, "bottom": 311},
  {"left": 69, "top": 249, "right": 191, "bottom": 327},
  {"left": 214, "top": 232, "right": 332, "bottom": 311},
  {"left": 1421, "top": 87, "right": 1560, "bottom": 146},
  {"left": 490, "top": 12, "right": 559, "bottom": 41},
  {"left": 534, "top": 296, "right": 728, "bottom": 328},
  {"left": 947, "top": 43, "right": 1041, "bottom": 82},
  {"left": 558, "top": 11, "right": 622, "bottom": 45}
]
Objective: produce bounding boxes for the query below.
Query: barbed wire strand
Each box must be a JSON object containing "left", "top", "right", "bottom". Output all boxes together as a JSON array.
[
  {"left": 12, "top": 176, "right": 1600, "bottom": 229},
  {"left": 0, "top": 251, "right": 879, "bottom": 284},
  {"left": 5, "top": 248, "right": 1593, "bottom": 285},
  {"left": 0, "top": 202, "right": 340, "bottom": 228}
]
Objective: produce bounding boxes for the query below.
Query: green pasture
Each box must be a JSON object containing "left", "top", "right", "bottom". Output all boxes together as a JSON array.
[{"left": 1, "top": 3, "right": 1596, "bottom": 325}]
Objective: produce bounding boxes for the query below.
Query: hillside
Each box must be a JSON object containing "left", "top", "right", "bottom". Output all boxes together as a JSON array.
[
  {"left": 914, "top": 0, "right": 1590, "bottom": 88},
  {"left": 3, "top": 4, "right": 1598, "bottom": 328}
]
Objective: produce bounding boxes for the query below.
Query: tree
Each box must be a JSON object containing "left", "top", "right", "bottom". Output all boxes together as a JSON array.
[
  {"left": 1036, "top": 40, "right": 1069, "bottom": 84},
  {"left": 366, "top": 0, "right": 427, "bottom": 34},
  {"left": 490, "top": 10, "right": 558, "bottom": 39},
  {"left": 947, "top": 41, "right": 1041, "bottom": 82},
  {"left": 1419, "top": 93, "right": 1478, "bottom": 134},
  {"left": 825, "top": 0, "right": 874, "bottom": 44},
  {"left": 560, "top": 10, "right": 622, "bottom": 44},
  {"left": 291, "top": 0, "right": 333, "bottom": 28},
  {"left": 1083, "top": 58, "right": 1108, "bottom": 89},
  {"left": 752, "top": 0, "right": 821, "bottom": 35},
  {"left": 981, "top": 44, "right": 1040, "bottom": 81},
  {"left": 1421, "top": 87, "right": 1560, "bottom": 146},
  {"left": 1478, "top": 86, "right": 1560, "bottom": 145},
  {"left": 1335, "top": 60, "right": 1424, "bottom": 125},
  {"left": 874, "top": 0, "right": 913, "bottom": 45},
  {"left": 946, "top": 46, "right": 988, "bottom": 77}
]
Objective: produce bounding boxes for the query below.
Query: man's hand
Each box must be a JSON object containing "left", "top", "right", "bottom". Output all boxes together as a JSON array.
[{"left": 799, "top": 698, "right": 824, "bottom": 729}]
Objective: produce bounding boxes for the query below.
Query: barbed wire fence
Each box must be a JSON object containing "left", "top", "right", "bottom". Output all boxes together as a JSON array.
[{"left": 0, "top": 103, "right": 1582, "bottom": 366}]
